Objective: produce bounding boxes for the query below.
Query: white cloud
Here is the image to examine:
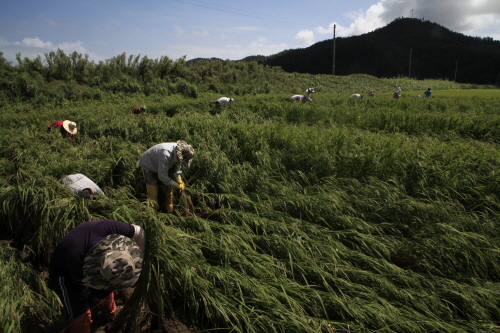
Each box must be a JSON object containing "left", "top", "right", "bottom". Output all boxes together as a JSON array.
[
  {"left": 0, "top": 37, "right": 93, "bottom": 63},
  {"left": 314, "top": 0, "right": 500, "bottom": 40},
  {"left": 294, "top": 30, "right": 315, "bottom": 46},
  {"left": 15, "top": 37, "right": 54, "bottom": 49}
]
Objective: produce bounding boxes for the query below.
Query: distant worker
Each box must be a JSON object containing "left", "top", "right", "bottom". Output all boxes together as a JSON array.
[
  {"left": 137, "top": 140, "right": 195, "bottom": 211},
  {"left": 132, "top": 105, "right": 147, "bottom": 114},
  {"left": 393, "top": 87, "right": 402, "bottom": 99},
  {"left": 48, "top": 120, "right": 77, "bottom": 139},
  {"left": 350, "top": 94, "right": 363, "bottom": 99},
  {"left": 59, "top": 173, "right": 106, "bottom": 200},
  {"left": 424, "top": 88, "right": 432, "bottom": 97},
  {"left": 211, "top": 97, "right": 234, "bottom": 107},
  {"left": 49, "top": 219, "right": 145, "bottom": 333},
  {"left": 289, "top": 88, "right": 315, "bottom": 103},
  {"left": 368, "top": 89, "right": 375, "bottom": 97}
]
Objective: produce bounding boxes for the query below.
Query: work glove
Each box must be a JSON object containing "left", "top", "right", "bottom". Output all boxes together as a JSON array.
[{"left": 174, "top": 181, "right": 185, "bottom": 191}]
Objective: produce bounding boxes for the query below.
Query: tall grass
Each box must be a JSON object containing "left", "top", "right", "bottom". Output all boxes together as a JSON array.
[{"left": 1, "top": 78, "right": 500, "bottom": 332}]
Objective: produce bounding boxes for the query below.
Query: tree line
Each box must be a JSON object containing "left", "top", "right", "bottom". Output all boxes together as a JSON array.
[{"left": 0, "top": 50, "right": 292, "bottom": 105}]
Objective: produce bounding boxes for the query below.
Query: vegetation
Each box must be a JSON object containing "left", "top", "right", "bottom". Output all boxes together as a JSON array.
[{"left": 1, "top": 56, "right": 500, "bottom": 333}]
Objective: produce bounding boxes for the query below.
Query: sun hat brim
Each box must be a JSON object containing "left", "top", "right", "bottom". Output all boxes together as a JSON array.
[
  {"left": 82, "top": 234, "right": 143, "bottom": 290},
  {"left": 176, "top": 140, "right": 194, "bottom": 168},
  {"left": 62, "top": 120, "right": 78, "bottom": 134}
]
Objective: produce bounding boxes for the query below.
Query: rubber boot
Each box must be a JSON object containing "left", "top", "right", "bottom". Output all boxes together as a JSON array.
[
  {"left": 70, "top": 309, "right": 92, "bottom": 333},
  {"left": 94, "top": 291, "right": 118, "bottom": 321},
  {"left": 166, "top": 186, "right": 174, "bottom": 212},
  {"left": 146, "top": 184, "right": 159, "bottom": 210}
]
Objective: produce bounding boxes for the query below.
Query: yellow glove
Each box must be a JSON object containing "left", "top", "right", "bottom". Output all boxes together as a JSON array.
[{"left": 174, "top": 182, "right": 185, "bottom": 191}]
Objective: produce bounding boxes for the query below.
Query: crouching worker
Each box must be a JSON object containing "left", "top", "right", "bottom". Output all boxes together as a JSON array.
[
  {"left": 59, "top": 173, "right": 106, "bottom": 200},
  {"left": 49, "top": 219, "right": 145, "bottom": 333},
  {"left": 210, "top": 97, "right": 234, "bottom": 107},
  {"left": 137, "top": 140, "right": 194, "bottom": 212},
  {"left": 48, "top": 120, "right": 77, "bottom": 139}
]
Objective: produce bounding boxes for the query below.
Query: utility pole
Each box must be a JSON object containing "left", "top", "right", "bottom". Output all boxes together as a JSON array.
[
  {"left": 408, "top": 48, "right": 412, "bottom": 78},
  {"left": 332, "top": 24, "right": 336, "bottom": 76}
]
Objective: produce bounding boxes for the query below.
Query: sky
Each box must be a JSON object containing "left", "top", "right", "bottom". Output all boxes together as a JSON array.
[{"left": 1, "top": 0, "right": 499, "bottom": 65}]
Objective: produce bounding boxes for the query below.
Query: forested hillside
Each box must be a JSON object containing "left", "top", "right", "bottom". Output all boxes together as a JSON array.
[{"left": 259, "top": 18, "right": 500, "bottom": 85}]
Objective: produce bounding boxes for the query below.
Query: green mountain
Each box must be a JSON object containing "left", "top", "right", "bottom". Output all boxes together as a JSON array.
[{"left": 255, "top": 18, "right": 500, "bottom": 85}]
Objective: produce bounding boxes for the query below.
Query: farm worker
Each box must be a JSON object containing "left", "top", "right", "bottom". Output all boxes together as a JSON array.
[
  {"left": 289, "top": 88, "right": 314, "bottom": 103},
  {"left": 49, "top": 219, "right": 145, "bottom": 333},
  {"left": 424, "top": 88, "right": 432, "bottom": 97},
  {"left": 368, "top": 89, "right": 375, "bottom": 97},
  {"left": 48, "top": 120, "right": 77, "bottom": 139},
  {"left": 137, "top": 140, "right": 195, "bottom": 211},
  {"left": 132, "top": 105, "right": 147, "bottom": 114},
  {"left": 393, "top": 87, "right": 402, "bottom": 99},
  {"left": 211, "top": 97, "right": 234, "bottom": 107},
  {"left": 59, "top": 174, "right": 106, "bottom": 200}
]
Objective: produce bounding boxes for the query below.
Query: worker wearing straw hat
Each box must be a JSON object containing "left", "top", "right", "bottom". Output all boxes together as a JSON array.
[
  {"left": 49, "top": 220, "right": 145, "bottom": 333},
  {"left": 137, "top": 140, "right": 194, "bottom": 212},
  {"left": 48, "top": 120, "right": 78, "bottom": 139}
]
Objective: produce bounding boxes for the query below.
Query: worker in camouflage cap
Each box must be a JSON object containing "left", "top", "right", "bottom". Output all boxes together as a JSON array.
[
  {"left": 82, "top": 234, "right": 142, "bottom": 290},
  {"left": 49, "top": 220, "right": 145, "bottom": 333}
]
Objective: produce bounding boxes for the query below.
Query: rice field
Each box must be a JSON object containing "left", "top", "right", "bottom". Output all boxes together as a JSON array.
[{"left": 1, "top": 80, "right": 500, "bottom": 332}]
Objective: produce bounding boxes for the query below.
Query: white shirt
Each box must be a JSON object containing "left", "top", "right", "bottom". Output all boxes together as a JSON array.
[{"left": 217, "top": 97, "right": 234, "bottom": 105}]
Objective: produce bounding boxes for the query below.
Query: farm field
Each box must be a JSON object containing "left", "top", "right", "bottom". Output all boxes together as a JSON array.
[{"left": 1, "top": 76, "right": 500, "bottom": 333}]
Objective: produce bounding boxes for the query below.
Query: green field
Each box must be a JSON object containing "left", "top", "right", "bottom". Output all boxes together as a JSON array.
[{"left": 1, "top": 74, "right": 500, "bottom": 333}]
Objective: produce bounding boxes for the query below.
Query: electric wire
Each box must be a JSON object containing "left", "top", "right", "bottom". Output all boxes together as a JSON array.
[{"left": 173, "top": 0, "right": 320, "bottom": 27}]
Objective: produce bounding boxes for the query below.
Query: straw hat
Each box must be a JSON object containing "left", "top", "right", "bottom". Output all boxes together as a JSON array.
[
  {"left": 81, "top": 234, "right": 143, "bottom": 290},
  {"left": 176, "top": 140, "right": 195, "bottom": 168},
  {"left": 62, "top": 120, "right": 77, "bottom": 134}
]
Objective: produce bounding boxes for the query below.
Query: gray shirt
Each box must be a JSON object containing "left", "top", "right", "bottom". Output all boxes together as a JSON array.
[
  {"left": 60, "top": 174, "right": 105, "bottom": 198},
  {"left": 137, "top": 143, "right": 179, "bottom": 186}
]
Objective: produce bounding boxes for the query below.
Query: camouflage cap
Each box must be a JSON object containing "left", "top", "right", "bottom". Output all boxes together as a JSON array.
[
  {"left": 82, "top": 234, "right": 143, "bottom": 290},
  {"left": 176, "top": 140, "right": 195, "bottom": 168}
]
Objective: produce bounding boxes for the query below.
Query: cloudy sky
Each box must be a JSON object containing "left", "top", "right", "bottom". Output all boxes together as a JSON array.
[{"left": 1, "top": 0, "right": 499, "bottom": 64}]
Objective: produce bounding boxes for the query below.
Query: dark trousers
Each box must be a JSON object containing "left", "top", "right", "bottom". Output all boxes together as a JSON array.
[{"left": 49, "top": 274, "right": 112, "bottom": 319}]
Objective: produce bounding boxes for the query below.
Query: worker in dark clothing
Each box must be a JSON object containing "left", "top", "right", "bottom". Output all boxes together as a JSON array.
[{"left": 49, "top": 220, "right": 145, "bottom": 333}]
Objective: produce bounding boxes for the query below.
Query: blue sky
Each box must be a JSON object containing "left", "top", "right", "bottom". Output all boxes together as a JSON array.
[{"left": 1, "top": 0, "right": 499, "bottom": 64}]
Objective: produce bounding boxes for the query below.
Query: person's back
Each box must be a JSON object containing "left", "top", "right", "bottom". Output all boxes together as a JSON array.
[
  {"left": 60, "top": 174, "right": 105, "bottom": 199},
  {"left": 424, "top": 88, "right": 432, "bottom": 97}
]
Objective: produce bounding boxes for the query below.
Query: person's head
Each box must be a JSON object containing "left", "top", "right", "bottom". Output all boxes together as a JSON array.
[
  {"left": 82, "top": 234, "right": 143, "bottom": 290},
  {"left": 76, "top": 188, "right": 94, "bottom": 200},
  {"left": 427, "top": 88, "right": 431, "bottom": 91},
  {"left": 176, "top": 140, "right": 195, "bottom": 168},
  {"left": 62, "top": 120, "right": 77, "bottom": 135}
]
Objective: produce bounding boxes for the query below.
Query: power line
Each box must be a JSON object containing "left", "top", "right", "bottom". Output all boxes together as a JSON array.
[{"left": 173, "top": 0, "right": 318, "bottom": 27}]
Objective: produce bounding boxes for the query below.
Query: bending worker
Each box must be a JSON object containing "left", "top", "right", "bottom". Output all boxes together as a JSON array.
[
  {"left": 48, "top": 120, "right": 77, "bottom": 139},
  {"left": 49, "top": 219, "right": 145, "bottom": 333},
  {"left": 59, "top": 173, "right": 106, "bottom": 200},
  {"left": 137, "top": 140, "right": 195, "bottom": 212}
]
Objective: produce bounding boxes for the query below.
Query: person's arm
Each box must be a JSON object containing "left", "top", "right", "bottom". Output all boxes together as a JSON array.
[
  {"left": 132, "top": 225, "right": 146, "bottom": 255},
  {"left": 48, "top": 122, "right": 56, "bottom": 132},
  {"left": 157, "top": 149, "right": 175, "bottom": 186}
]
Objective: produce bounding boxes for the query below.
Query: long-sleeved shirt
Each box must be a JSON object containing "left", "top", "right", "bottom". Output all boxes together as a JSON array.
[
  {"left": 137, "top": 143, "right": 179, "bottom": 186},
  {"left": 59, "top": 174, "right": 105, "bottom": 197},
  {"left": 49, "top": 220, "right": 144, "bottom": 283},
  {"left": 48, "top": 121, "right": 73, "bottom": 139}
]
